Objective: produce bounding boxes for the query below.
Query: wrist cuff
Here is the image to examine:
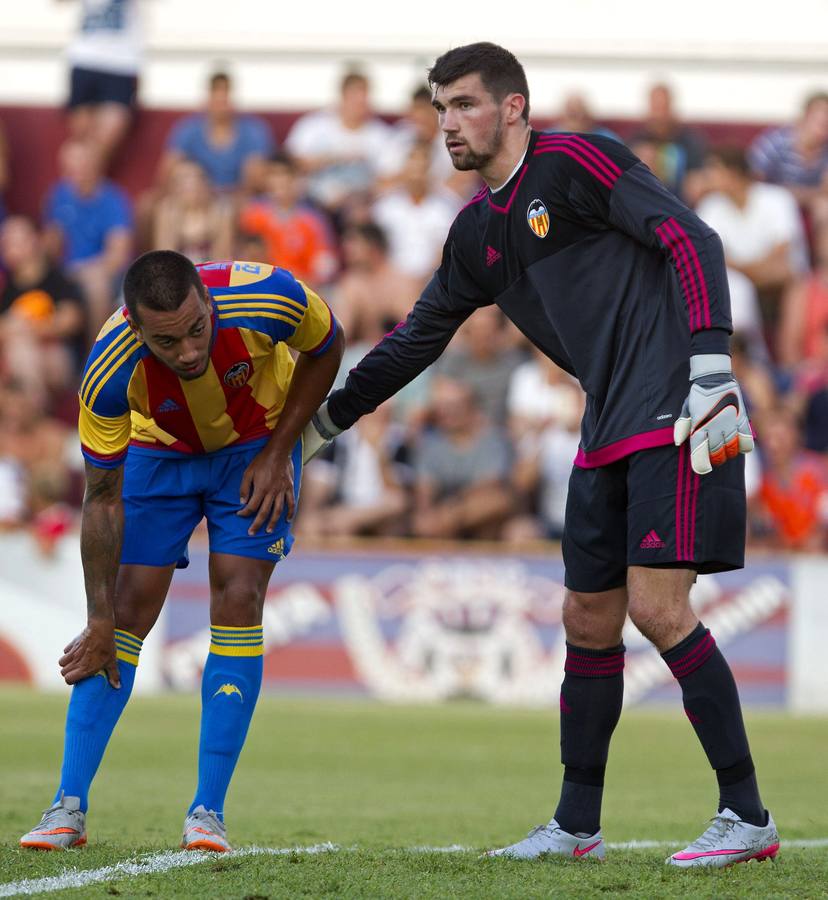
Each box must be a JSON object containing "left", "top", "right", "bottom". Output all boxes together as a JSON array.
[
  {"left": 690, "top": 354, "right": 732, "bottom": 380},
  {"left": 313, "top": 400, "right": 342, "bottom": 440}
]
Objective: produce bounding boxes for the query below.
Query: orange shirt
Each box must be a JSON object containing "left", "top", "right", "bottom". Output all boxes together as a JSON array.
[
  {"left": 759, "top": 453, "right": 828, "bottom": 548},
  {"left": 239, "top": 202, "right": 335, "bottom": 284}
]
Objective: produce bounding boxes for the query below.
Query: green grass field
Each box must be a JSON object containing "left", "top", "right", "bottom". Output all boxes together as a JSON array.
[{"left": 0, "top": 688, "right": 826, "bottom": 899}]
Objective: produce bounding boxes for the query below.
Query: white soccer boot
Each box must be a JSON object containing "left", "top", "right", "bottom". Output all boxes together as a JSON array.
[
  {"left": 667, "top": 808, "right": 779, "bottom": 868},
  {"left": 181, "top": 805, "right": 232, "bottom": 852},
  {"left": 19, "top": 794, "right": 87, "bottom": 850},
  {"left": 485, "top": 818, "right": 605, "bottom": 860}
]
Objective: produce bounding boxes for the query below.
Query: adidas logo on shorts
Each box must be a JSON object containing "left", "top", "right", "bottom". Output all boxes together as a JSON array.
[{"left": 639, "top": 529, "right": 666, "bottom": 549}]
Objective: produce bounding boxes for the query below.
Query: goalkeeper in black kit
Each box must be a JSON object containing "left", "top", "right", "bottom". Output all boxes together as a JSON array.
[{"left": 305, "top": 42, "right": 779, "bottom": 867}]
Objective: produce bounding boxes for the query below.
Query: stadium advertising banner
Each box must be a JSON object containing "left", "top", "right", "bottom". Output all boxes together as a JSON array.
[{"left": 0, "top": 536, "right": 822, "bottom": 710}]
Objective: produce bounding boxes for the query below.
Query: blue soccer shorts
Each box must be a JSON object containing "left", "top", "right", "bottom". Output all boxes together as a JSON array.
[{"left": 120, "top": 438, "right": 302, "bottom": 568}]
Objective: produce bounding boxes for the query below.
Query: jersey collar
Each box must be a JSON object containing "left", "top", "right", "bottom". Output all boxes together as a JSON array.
[{"left": 489, "top": 130, "right": 537, "bottom": 195}]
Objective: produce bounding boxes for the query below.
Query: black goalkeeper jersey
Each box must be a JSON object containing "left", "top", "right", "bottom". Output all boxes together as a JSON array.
[{"left": 327, "top": 130, "right": 732, "bottom": 468}]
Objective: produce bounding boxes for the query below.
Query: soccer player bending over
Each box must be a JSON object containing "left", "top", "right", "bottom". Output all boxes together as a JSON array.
[
  {"left": 20, "top": 252, "right": 343, "bottom": 852},
  {"left": 304, "top": 43, "right": 778, "bottom": 867}
]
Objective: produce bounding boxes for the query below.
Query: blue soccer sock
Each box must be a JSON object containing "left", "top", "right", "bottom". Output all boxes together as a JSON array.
[
  {"left": 55, "top": 629, "right": 142, "bottom": 813},
  {"left": 189, "top": 625, "right": 264, "bottom": 820}
]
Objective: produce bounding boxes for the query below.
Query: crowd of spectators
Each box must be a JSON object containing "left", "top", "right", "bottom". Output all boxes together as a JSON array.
[{"left": 2, "top": 46, "right": 828, "bottom": 553}]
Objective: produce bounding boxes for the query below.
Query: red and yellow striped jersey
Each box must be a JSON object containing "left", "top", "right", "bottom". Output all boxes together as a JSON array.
[{"left": 79, "top": 261, "right": 338, "bottom": 468}]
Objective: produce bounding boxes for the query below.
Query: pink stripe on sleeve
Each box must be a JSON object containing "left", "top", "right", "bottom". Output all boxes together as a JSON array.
[
  {"left": 657, "top": 219, "right": 701, "bottom": 331},
  {"left": 667, "top": 219, "right": 712, "bottom": 329},
  {"left": 537, "top": 134, "right": 622, "bottom": 182},
  {"left": 533, "top": 146, "right": 615, "bottom": 190}
]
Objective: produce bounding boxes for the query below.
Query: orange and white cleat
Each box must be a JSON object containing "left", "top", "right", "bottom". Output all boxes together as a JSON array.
[
  {"left": 20, "top": 794, "right": 87, "bottom": 850},
  {"left": 181, "top": 805, "right": 232, "bottom": 852}
]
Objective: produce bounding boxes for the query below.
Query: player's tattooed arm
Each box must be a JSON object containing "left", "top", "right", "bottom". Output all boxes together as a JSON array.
[{"left": 59, "top": 463, "right": 125, "bottom": 688}]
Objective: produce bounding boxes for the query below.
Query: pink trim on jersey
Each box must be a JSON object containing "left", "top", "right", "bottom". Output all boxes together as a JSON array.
[
  {"left": 656, "top": 219, "right": 701, "bottom": 331},
  {"left": 487, "top": 164, "right": 529, "bottom": 213},
  {"left": 460, "top": 185, "right": 488, "bottom": 212},
  {"left": 574, "top": 427, "right": 674, "bottom": 468},
  {"left": 669, "top": 219, "right": 712, "bottom": 329},
  {"left": 534, "top": 144, "right": 615, "bottom": 189},
  {"left": 536, "top": 134, "right": 622, "bottom": 182}
]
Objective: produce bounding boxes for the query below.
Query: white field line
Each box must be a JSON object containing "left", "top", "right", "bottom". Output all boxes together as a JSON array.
[{"left": 2, "top": 839, "right": 827, "bottom": 897}]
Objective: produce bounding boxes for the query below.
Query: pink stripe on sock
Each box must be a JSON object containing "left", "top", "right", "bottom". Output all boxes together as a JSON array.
[{"left": 669, "top": 634, "right": 716, "bottom": 678}]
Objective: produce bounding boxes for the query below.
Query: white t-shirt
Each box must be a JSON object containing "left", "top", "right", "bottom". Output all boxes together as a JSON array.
[
  {"left": 285, "top": 109, "right": 392, "bottom": 207},
  {"left": 372, "top": 188, "right": 460, "bottom": 279},
  {"left": 538, "top": 427, "right": 581, "bottom": 531},
  {"left": 507, "top": 361, "right": 581, "bottom": 425},
  {"left": 697, "top": 182, "right": 808, "bottom": 274},
  {"left": 67, "top": 0, "right": 144, "bottom": 76},
  {"left": 726, "top": 267, "right": 769, "bottom": 361}
]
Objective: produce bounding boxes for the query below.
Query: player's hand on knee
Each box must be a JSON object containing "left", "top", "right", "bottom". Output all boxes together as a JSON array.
[
  {"left": 59, "top": 620, "right": 120, "bottom": 689},
  {"left": 673, "top": 354, "right": 754, "bottom": 475},
  {"left": 301, "top": 400, "right": 342, "bottom": 464},
  {"left": 237, "top": 451, "right": 295, "bottom": 535}
]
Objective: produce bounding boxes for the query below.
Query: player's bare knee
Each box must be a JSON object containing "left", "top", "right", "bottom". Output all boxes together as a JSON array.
[
  {"left": 562, "top": 590, "right": 624, "bottom": 648},
  {"left": 211, "top": 578, "right": 266, "bottom": 627},
  {"left": 627, "top": 568, "right": 697, "bottom": 651}
]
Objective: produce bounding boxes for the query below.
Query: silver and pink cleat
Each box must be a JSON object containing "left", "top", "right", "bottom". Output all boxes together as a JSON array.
[{"left": 667, "top": 808, "right": 779, "bottom": 868}]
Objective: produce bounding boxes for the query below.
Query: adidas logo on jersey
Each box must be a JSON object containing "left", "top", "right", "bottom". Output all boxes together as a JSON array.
[
  {"left": 486, "top": 245, "right": 502, "bottom": 266},
  {"left": 639, "top": 529, "right": 666, "bottom": 549},
  {"left": 157, "top": 398, "right": 181, "bottom": 413}
]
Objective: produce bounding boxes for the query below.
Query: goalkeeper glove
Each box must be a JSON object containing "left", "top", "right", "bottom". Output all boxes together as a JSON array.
[
  {"left": 301, "top": 400, "right": 342, "bottom": 464},
  {"left": 673, "top": 353, "right": 754, "bottom": 475}
]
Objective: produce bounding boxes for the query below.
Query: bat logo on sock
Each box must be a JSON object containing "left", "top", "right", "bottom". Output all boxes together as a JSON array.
[{"left": 213, "top": 683, "right": 244, "bottom": 702}]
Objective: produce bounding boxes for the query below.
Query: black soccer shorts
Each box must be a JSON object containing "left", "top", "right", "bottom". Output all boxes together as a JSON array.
[
  {"left": 68, "top": 66, "right": 138, "bottom": 110},
  {"left": 562, "top": 442, "right": 746, "bottom": 594}
]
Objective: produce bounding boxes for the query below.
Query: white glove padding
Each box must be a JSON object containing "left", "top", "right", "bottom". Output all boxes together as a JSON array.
[
  {"left": 673, "top": 354, "right": 754, "bottom": 475},
  {"left": 301, "top": 400, "right": 342, "bottom": 464}
]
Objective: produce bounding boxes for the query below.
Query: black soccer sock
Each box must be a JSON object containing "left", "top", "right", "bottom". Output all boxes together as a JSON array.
[
  {"left": 554, "top": 642, "right": 625, "bottom": 836},
  {"left": 662, "top": 622, "right": 765, "bottom": 826}
]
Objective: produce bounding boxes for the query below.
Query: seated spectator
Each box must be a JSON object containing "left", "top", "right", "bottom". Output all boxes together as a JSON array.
[
  {"left": 377, "top": 84, "right": 477, "bottom": 198},
  {"left": 160, "top": 71, "right": 274, "bottom": 195},
  {"left": 727, "top": 267, "right": 770, "bottom": 362},
  {"left": 730, "top": 333, "right": 777, "bottom": 419},
  {"left": 778, "top": 220, "right": 828, "bottom": 367},
  {"left": 238, "top": 153, "right": 337, "bottom": 285},
  {"left": 285, "top": 69, "right": 391, "bottom": 213},
  {"left": 0, "top": 216, "right": 87, "bottom": 403},
  {"left": 43, "top": 139, "right": 132, "bottom": 339},
  {"left": 697, "top": 146, "right": 808, "bottom": 334},
  {"left": 507, "top": 347, "right": 583, "bottom": 442},
  {"left": 297, "top": 402, "right": 409, "bottom": 538},
  {"left": 372, "top": 142, "right": 461, "bottom": 283},
  {"left": 63, "top": 0, "right": 144, "bottom": 165},
  {"left": 433, "top": 305, "right": 526, "bottom": 424},
  {"left": 505, "top": 381, "right": 584, "bottom": 542},
  {"left": 0, "top": 376, "right": 74, "bottom": 524},
  {"left": 411, "top": 377, "right": 512, "bottom": 540},
  {"left": 333, "top": 222, "right": 421, "bottom": 348},
  {"left": 548, "top": 92, "right": 620, "bottom": 141},
  {"left": 630, "top": 82, "right": 707, "bottom": 202},
  {"left": 152, "top": 159, "right": 234, "bottom": 263},
  {"left": 748, "top": 92, "right": 828, "bottom": 217},
  {"left": 751, "top": 404, "right": 828, "bottom": 551}
]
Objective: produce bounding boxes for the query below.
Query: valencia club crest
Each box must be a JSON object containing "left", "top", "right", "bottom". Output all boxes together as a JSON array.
[
  {"left": 223, "top": 361, "right": 251, "bottom": 388},
  {"left": 527, "top": 198, "right": 550, "bottom": 238}
]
